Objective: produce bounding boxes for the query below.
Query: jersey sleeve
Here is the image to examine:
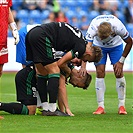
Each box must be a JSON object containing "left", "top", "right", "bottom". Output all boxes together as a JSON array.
[
  {"left": 9, "top": 0, "right": 12, "bottom": 7},
  {"left": 71, "top": 39, "right": 86, "bottom": 59},
  {"left": 85, "top": 19, "right": 97, "bottom": 42},
  {"left": 114, "top": 18, "right": 129, "bottom": 40}
]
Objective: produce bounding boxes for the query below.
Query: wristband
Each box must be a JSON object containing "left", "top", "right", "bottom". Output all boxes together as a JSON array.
[
  {"left": 119, "top": 56, "right": 125, "bottom": 64},
  {"left": 10, "top": 22, "right": 17, "bottom": 30}
]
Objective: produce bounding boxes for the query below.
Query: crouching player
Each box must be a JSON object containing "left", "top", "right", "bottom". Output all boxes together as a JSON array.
[
  {"left": 0, "top": 63, "right": 92, "bottom": 116},
  {"left": 0, "top": 64, "right": 37, "bottom": 115}
]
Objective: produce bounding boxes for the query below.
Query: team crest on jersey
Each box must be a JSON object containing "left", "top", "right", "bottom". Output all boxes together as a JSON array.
[
  {"left": 0, "top": 0, "right": 8, "bottom": 6},
  {"left": 0, "top": 47, "right": 8, "bottom": 56}
]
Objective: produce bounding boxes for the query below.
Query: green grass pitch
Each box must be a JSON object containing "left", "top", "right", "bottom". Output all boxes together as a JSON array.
[{"left": 0, "top": 72, "right": 132, "bottom": 133}]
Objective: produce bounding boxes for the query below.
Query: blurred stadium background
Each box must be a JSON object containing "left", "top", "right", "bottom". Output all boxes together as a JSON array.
[{"left": 4, "top": 0, "right": 133, "bottom": 71}]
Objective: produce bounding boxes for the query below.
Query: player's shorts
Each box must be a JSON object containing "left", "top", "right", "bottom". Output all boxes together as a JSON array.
[
  {"left": 26, "top": 26, "right": 55, "bottom": 66},
  {"left": 15, "top": 66, "right": 37, "bottom": 106},
  {"left": 0, "top": 45, "right": 8, "bottom": 64},
  {"left": 94, "top": 44, "right": 123, "bottom": 66}
]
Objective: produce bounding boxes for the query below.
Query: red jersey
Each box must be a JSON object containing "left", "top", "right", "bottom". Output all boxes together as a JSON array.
[{"left": 0, "top": 0, "right": 12, "bottom": 46}]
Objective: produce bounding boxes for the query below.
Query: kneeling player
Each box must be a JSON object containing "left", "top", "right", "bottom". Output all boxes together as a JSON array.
[{"left": 0, "top": 64, "right": 37, "bottom": 115}]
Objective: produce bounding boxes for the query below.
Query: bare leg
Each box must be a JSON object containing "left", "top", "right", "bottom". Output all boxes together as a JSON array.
[{"left": 0, "top": 64, "right": 4, "bottom": 77}]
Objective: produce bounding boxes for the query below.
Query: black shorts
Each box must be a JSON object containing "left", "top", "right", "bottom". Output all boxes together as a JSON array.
[
  {"left": 15, "top": 66, "right": 37, "bottom": 106},
  {"left": 26, "top": 26, "right": 55, "bottom": 66}
]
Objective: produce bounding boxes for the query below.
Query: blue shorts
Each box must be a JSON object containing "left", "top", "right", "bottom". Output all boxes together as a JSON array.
[
  {"left": 94, "top": 44, "right": 123, "bottom": 66},
  {"left": 16, "top": 27, "right": 32, "bottom": 65}
]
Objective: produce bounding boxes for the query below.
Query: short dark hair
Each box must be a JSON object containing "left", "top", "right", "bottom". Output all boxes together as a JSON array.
[{"left": 83, "top": 73, "right": 92, "bottom": 89}]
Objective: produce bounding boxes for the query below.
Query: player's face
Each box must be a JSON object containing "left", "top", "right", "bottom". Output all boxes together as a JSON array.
[
  {"left": 69, "top": 77, "right": 86, "bottom": 88},
  {"left": 69, "top": 69, "right": 86, "bottom": 88}
]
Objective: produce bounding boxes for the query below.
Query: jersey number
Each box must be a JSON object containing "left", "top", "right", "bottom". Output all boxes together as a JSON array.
[{"left": 65, "top": 23, "right": 81, "bottom": 38}]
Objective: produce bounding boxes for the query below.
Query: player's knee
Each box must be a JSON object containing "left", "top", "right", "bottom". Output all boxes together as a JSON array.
[{"left": 96, "top": 69, "right": 105, "bottom": 78}]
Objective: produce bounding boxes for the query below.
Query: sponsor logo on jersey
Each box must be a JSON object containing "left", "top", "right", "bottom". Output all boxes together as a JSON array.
[{"left": 0, "top": 0, "right": 8, "bottom": 7}]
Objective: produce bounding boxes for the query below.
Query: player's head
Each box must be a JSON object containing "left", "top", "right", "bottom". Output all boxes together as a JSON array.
[
  {"left": 82, "top": 45, "right": 102, "bottom": 63},
  {"left": 97, "top": 22, "right": 113, "bottom": 40},
  {"left": 69, "top": 69, "right": 92, "bottom": 89}
]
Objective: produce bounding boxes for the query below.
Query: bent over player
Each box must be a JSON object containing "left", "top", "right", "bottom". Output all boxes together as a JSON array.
[
  {"left": 86, "top": 14, "right": 133, "bottom": 115},
  {"left": 26, "top": 22, "right": 102, "bottom": 116}
]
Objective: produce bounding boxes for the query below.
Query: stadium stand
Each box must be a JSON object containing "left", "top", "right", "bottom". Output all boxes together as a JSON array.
[
  {"left": 9, "top": 0, "right": 133, "bottom": 38},
  {"left": 16, "top": 9, "right": 29, "bottom": 24},
  {"left": 29, "top": 10, "right": 42, "bottom": 24}
]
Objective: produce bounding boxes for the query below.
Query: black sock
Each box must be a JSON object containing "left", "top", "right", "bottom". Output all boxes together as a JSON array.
[
  {"left": 37, "top": 75, "right": 48, "bottom": 103},
  {"left": 0, "top": 102, "right": 29, "bottom": 115},
  {"left": 47, "top": 74, "right": 60, "bottom": 103}
]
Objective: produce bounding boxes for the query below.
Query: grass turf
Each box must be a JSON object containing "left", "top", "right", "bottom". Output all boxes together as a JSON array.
[{"left": 0, "top": 72, "right": 132, "bottom": 133}]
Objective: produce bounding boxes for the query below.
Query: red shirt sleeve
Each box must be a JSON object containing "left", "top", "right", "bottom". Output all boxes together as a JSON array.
[{"left": 9, "top": 0, "right": 12, "bottom": 7}]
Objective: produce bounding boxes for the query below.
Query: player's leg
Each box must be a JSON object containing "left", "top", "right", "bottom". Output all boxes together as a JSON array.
[
  {"left": 0, "top": 45, "right": 8, "bottom": 77},
  {"left": 110, "top": 45, "right": 127, "bottom": 115},
  {"left": 15, "top": 66, "right": 37, "bottom": 115},
  {"left": 42, "top": 62, "right": 70, "bottom": 116},
  {"left": 35, "top": 63, "right": 49, "bottom": 113},
  {"left": 93, "top": 65, "right": 106, "bottom": 114},
  {"left": 46, "top": 62, "right": 60, "bottom": 112},
  {"left": 0, "top": 46, "right": 8, "bottom": 118},
  {"left": 0, "top": 64, "right": 3, "bottom": 77},
  {"left": 93, "top": 47, "right": 107, "bottom": 114},
  {"left": 0, "top": 102, "right": 29, "bottom": 115}
]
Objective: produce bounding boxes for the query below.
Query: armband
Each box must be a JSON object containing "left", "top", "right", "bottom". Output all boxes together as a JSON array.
[
  {"left": 9, "top": 22, "right": 17, "bottom": 30},
  {"left": 119, "top": 56, "right": 125, "bottom": 64}
]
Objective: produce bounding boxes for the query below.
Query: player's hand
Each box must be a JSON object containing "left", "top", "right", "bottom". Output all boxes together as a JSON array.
[
  {"left": 65, "top": 108, "right": 74, "bottom": 116},
  {"left": 12, "top": 29, "right": 19, "bottom": 45},
  {"left": 113, "top": 62, "right": 123, "bottom": 76},
  {"left": 78, "top": 67, "right": 87, "bottom": 77}
]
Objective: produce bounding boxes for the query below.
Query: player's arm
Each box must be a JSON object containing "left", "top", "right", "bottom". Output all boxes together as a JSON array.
[
  {"left": 122, "top": 37, "right": 133, "bottom": 59},
  {"left": 114, "top": 36, "right": 132, "bottom": 76},
  {"left": 8, "top": 8, "right": 19, "bottom": 44},
  {"left": 115, "top": 18, "right": 133, "bottom": 60},
  {"left": 78, "top": 61, "right": 87, "bottom": 77},
  {"left": 58, "top": 74, "right": 74, "bottom": 116},
  {"left": 57, "top": 51, "right": 74, "bottom": 78}
]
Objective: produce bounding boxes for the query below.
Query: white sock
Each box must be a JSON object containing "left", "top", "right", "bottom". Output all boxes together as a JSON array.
[
  {"left": 95, "top": 78, "right": 106, "bottom": 109},
  {"left": 0, "top": 102, "right": 1, "bottom": 106},
  {"left": 49, "top": 103, "right": 56, "bottom": 112},
  {"left": 36, "top": 91, "right": 42, "bottom": 107},
  {"left": 116, "top": 77, "right": 126, "bottom": 108},
  {"left": 42, "top": 102, "right": 49, "bottom": 111}
]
